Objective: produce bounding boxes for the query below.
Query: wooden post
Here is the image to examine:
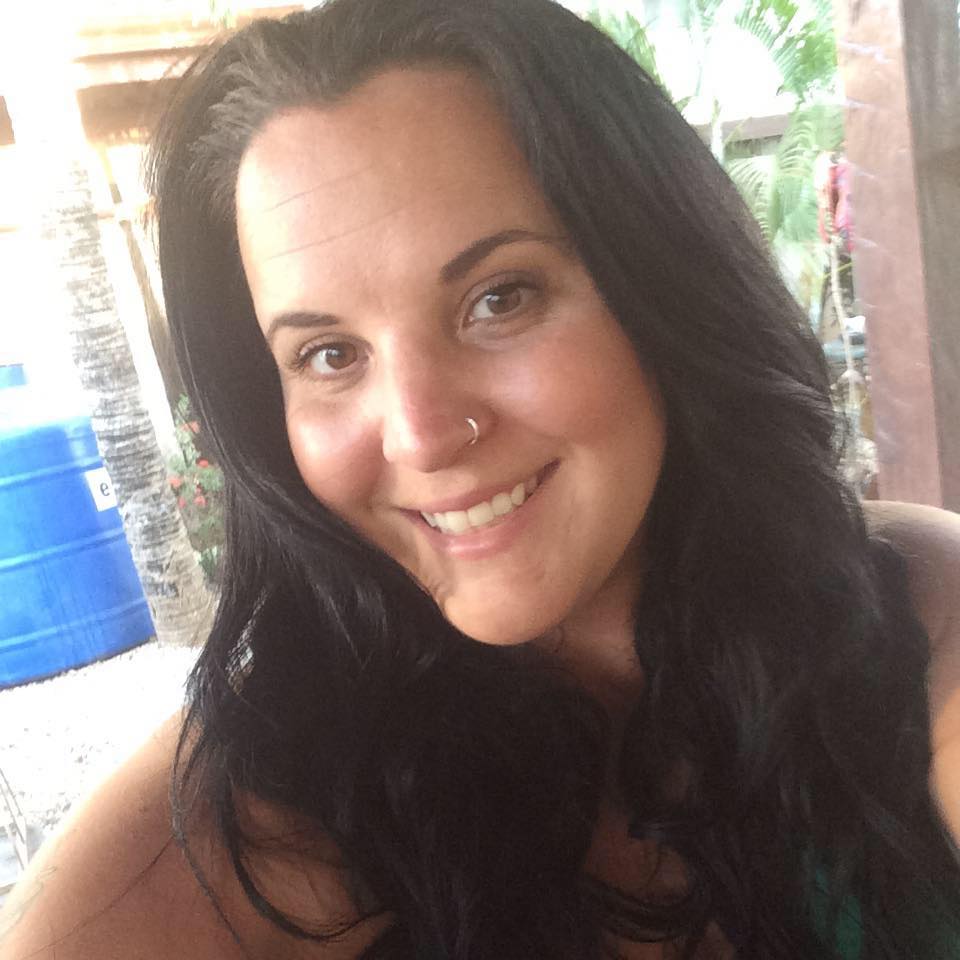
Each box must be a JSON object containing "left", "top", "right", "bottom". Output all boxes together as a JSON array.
[{"left": 834, "top": 0, "right": 960, "bottom": 510}]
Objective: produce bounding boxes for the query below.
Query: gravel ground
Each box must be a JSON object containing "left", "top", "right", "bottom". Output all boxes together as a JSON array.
[{"left": 0, "top": 639, "right": 198, "bottom": 847}]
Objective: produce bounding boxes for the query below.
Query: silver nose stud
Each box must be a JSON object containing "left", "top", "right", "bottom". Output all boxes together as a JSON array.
[{"left": 465, "top": 416, "right": 480, "bottom": 446}]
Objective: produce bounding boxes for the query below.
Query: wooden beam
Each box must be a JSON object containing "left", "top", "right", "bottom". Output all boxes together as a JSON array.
[
  {"left": 834, "top": 0, "right": 960, "bottom": 510},
  {"left": 901, "top": 2, "right": 960, "bottom": 511}
]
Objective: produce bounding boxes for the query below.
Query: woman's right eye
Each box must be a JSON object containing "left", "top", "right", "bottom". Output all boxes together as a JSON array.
[{"left": 293, "top": 341, "right": 361, "bottom": 378}]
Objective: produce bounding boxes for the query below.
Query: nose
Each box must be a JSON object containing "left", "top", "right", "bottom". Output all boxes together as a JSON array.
[{"left": 376, "top": 338, "right": 488, "bottom": 472}]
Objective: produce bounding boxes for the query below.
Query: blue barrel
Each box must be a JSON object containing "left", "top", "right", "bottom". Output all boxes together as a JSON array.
[
  {"left": 0, "top": 365, "right": 27, "bottom": 390},
  {"left": 0, "top": 402, "right": 155, "bottom": 687}
]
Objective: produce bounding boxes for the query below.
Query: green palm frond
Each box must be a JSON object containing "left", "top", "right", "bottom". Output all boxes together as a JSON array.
[
  {"left": 776, "top": 123, "right": 812, "bottom": 176},
  {"left": 620, "top": 11, "right": 666, "bottom": 87},
  {"left": 735, "top": 0, "right": 837, "bottom": 100},
  {"left": 586, "top": 7, "right": 666, "bottom": 92},
  {"left": 693, "top": 0, "right": 727, "bottom": 30},
  {"left": 776, "top": 105, "right": 842, "bottom": 176},
  {"left": 806, "top": 102, "right": 845, "bottom": 150},
  {"left": 726, "top": 153, "right": 777, "bottom": 239},
  {"left": 735, "top": 0, "right": 796, "bottom": 52},
  {"left": 776, "top": 181, "right": 819, "bottom": 245},
  {"left": 772, "top": 232, "right": 827, "bottom": 304},
  {"left": 725, "top": 100, "right": 841, "bottom": 309},
  {"left": 588, "top": 0, "right": 842, "bottom": 317}
]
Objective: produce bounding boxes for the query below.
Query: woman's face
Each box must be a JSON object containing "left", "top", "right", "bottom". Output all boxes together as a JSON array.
[{"left": 236, "top": 68, "right": 666, "bottom": 645}]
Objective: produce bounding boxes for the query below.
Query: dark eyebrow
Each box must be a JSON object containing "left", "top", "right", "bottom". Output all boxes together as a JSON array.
[
  {"left": 265, "top": 230, "right": 565, "bottom": 343},
  {"left": 439, "top": 229, "right": 566, "bottom": 283},
  {"left": 265, "top": 310, "right": 338, "bottom": 344}
]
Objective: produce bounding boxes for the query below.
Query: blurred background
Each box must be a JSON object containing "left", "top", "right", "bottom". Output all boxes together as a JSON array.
[{"left": 0, "top": 0, "right": 957, "bottom": 901}]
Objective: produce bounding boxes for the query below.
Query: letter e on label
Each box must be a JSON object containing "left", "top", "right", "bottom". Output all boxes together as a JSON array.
[{"left": 84, "top": 466, "right": 118, "bottom": 512}]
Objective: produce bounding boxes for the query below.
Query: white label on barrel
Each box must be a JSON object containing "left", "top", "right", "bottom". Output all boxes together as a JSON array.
[{"left": 84, "top": 466, "right": 118, "bottom": 512}]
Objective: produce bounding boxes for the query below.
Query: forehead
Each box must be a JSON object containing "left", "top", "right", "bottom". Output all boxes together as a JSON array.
[{"left": 235, "top": 68, "right": 559, "bottom": 274}]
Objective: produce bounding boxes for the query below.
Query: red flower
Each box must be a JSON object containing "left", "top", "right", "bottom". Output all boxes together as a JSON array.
[
  {"left": 197, "top": 459, "right": 210, "bottom": 468},
  {"left": 178, "top": 497, "right": 186, "bottom": 508},
  {"left": 169, "top": 476, "right": 183, "bottom": 490},
  {"left": 187, "top": 421, "right": 200, "bottom": 434},
  {"left": 194, "top": 494, "right": 207, "bottom": 508}
]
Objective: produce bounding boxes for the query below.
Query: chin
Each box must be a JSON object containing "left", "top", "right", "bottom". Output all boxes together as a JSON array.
[
  {"left": 446, "top": 604, "right": 558, "bottom": 648},
  {"left": 462, "top": 627, "right": 538, "bottom": 647}
]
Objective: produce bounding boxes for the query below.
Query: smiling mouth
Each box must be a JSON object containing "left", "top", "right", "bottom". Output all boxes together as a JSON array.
[{"left": 419, "top": 462, "right": 557, "bottom": 536}]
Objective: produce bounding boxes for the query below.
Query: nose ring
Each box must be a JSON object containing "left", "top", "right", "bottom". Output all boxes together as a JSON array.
[{"left": 465, "top": 416, "right": 480, "bottom": 446}]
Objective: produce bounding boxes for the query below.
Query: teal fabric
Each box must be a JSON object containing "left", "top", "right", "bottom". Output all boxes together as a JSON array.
[
  {"left": 809, "top": 868, "right": 960, "bottom": 959},
  {"left": 810, "top": 869, "right": 862, "bottom": 959}
]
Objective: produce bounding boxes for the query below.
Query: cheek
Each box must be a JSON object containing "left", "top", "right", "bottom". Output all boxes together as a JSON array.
[
  {"left": 499, "top": 321, "right": 661, "bottom": 445},
  {"left": 286, "top": 401, "right": 378, "bottom": 511}
]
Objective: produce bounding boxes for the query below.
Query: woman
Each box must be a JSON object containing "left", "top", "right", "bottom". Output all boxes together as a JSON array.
[{"left": 3, "top": 1, "right": 960, "bottom": 957}]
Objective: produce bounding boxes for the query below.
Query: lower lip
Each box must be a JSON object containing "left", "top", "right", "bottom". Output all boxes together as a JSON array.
[{"left": 414, "top": 461, "right": 558, "bottom": 560}]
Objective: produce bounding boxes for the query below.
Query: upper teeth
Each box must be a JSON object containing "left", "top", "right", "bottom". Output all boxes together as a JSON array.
[{"left": 421, "top": 474, "right": 539, "bottom": 535}]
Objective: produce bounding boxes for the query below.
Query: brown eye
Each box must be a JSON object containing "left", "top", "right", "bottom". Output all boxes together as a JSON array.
[
  {"left": 305, "top": 342, "right": 359, "bottom": 376},
  {"left": 468, "top": 283, "right": 533, "bottom": 323}
]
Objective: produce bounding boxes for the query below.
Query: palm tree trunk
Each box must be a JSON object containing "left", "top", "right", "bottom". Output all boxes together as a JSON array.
[{"left": 7, "top": 83, "right": 212, "bottom": 647}]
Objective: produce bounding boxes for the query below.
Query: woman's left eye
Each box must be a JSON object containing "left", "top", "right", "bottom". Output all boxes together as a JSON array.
[{"left": 466, "top": 282, "right": 536, "bottom": 325}]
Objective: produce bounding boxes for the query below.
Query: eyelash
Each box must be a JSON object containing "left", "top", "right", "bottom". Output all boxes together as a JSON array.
[
  {"left": 287, "top": 275, "right": 542, "bottom": 380},
  {"left": 463, "top": 277, "right": 539, "bottom": 329},
  {"left": 289, "top": 339, "right": 363, "bottom": 379}
]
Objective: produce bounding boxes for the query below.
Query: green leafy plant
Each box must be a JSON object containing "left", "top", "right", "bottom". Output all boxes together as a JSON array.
[
  {"left": 168, "top": 395, "right": 224, "bottom": 584},
  {"left": 725, "top": 101, "right": 843, "bottom": 309},
  {"left": 587, "top": 7, "right": 697, "bottom": 113},
  {"left": 723, "top": 0, "right": 842, "bottom": 312},
  {"left": 588, "top": 0, "right": 841, "bottom": 316},
  {"left": 585, "top": 9, "right": 667, "bottom": 92},
  {"left": 735, "top": 0, "right": 838, "bottom": 101},
  {"left": 588, "top": 2, "right": 870, "bottom": 481}
]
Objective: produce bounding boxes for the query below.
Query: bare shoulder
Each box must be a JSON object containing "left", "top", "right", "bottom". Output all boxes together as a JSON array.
[
  {"left": 0, "top": 712, "right": 386, "bottom": 960},
  {"left": 0, "top": 711, "right": 235, "bottom": 959},
  {"left": 862, "top": 499, "right": 960, "bottom": 653},
  {"left": 863, "top": 500, "right": 960, "bottom": 839}
]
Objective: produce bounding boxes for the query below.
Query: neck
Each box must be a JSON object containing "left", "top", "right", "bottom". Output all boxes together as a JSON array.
[{"left": 538, "top": 549, "right": 645, "bottom": 725}]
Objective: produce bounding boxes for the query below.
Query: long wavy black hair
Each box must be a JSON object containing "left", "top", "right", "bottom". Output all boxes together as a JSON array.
[{"left": 147, "top": 0, "right": 960, "bottom": 956}]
